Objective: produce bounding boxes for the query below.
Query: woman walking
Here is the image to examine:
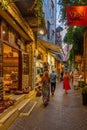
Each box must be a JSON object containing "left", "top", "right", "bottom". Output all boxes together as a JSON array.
[
  {"left": 63, "top": 71, "right": 71, "bottom": 94},
  {"left": 41, "top": 71, "right": 50, "bottom": 105}
]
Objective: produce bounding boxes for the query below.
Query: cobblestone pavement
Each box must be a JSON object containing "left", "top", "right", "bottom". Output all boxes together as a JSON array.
[{"left": 8, "top": 82, "right": 87, "bottom": 130}]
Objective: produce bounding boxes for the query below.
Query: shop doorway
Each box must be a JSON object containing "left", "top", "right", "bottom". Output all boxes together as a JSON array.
[{"left": 3, "top": 44, "right": 19, "bottom": 94}]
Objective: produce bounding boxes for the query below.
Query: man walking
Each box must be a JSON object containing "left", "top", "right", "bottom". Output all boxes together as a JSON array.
[{"left": 50, "top": 70, "right": 57, "bottom": 95}]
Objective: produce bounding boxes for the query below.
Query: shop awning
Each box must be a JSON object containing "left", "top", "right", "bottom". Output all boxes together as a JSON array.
[
  {"left": 49, "top": 50, "right": 63, "bottom": 62},
  {"left": 37, "top": 39, "right": 63, "bottom": 54}
]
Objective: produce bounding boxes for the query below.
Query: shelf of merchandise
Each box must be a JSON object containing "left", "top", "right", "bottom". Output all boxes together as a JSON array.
[{"left": 3, "top": 57, "right": 18, "bottom": 93}]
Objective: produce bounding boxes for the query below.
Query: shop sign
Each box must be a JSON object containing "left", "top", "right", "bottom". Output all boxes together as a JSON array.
[
  {"left": 75, "top": 55, "right": 82, "bottom": 63},
  {"left": 66, "top": 6, "right": 87, "bottom": 26}
]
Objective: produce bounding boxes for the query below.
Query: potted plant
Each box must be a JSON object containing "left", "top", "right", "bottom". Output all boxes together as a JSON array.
[
  {"left": 79, "top": 81, "right": 85, "bottom": 88},
  {"left": 82, "top": 85, "right": 87, "bottom": 105}
]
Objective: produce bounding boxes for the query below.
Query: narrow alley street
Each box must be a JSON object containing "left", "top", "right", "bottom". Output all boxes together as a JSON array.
[
  {"left": 0, "top": 1, "right": 87, "bottom": 130},
  {"left": 8, "top": 82, "right": 87, "bottom": 130}
]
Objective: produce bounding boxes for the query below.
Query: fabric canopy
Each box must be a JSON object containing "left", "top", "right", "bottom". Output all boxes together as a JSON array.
[
  {"left": 49, "top": 50, "right": 63, "bottom": 62},
  {"left": 37, "top": 39, "right": 63, "bottom": 55}
]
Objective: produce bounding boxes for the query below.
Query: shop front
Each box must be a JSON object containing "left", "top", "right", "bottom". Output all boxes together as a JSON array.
[
  {"left": 37, "top": 39, "right": 63, "bottom": 74},
  {"left": 48, "top": 53, "right": 55, "bottom": 73},
  {"left": 35, "top": 50, "right": 44, "bottom": 87},
  {"left": 0, "top": 18, "right": 31, "bottom": 100},
  {"left": 0, "top": 41, "right": 30, "bottom": 98},
  {"left": 0, "top": 20, "right": 20, "bottom": 99},
  {"left": 3, "top": 44, "right": 19, "bottom": 94}
]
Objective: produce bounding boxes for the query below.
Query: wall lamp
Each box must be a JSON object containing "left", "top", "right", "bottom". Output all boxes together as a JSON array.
[{"left": 37, "top": 28, "right": 46, "bottom": 36}]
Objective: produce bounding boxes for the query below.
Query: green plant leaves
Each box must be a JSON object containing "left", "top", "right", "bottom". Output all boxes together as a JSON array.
[{"left": 82, "top": 86, "right": 87, "bottom": 94}]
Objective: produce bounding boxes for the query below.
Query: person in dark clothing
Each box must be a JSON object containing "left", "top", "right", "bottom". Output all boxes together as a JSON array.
[
  {"left": 50, "top": 70, "right": 57, "bottom": 95},
  {"left": 60, "top": 71, "right": 64, "bottom": 81}
]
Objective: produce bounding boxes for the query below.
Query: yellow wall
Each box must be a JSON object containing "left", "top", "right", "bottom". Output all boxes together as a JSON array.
[{"left": 3, "top": 44, "right": 18, "bottom": 57}]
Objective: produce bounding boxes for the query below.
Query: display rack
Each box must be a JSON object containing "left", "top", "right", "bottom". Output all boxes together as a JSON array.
[
  {"left": 3, "top": 57, "right": 18, "bottom": 74},
  {"left": 0, "top": 43, "right": 3, "bottom": 100},
  {"left": 3, "top": 57, "right": 18, "bottom": 92}
]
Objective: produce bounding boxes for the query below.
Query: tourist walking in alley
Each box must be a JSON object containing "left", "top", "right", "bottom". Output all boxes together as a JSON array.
[
  {"left": 41, "top": 71, "right": 51, "bottom": 104},
  {"left": 50, "top": 70, "right": 57, "bottom": 95},
  {"left": 63, "top": 71, "right": 71, "bottom": 94},
  {"left": 8, "top": 81, "right": 87, "bottom": 130}
]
